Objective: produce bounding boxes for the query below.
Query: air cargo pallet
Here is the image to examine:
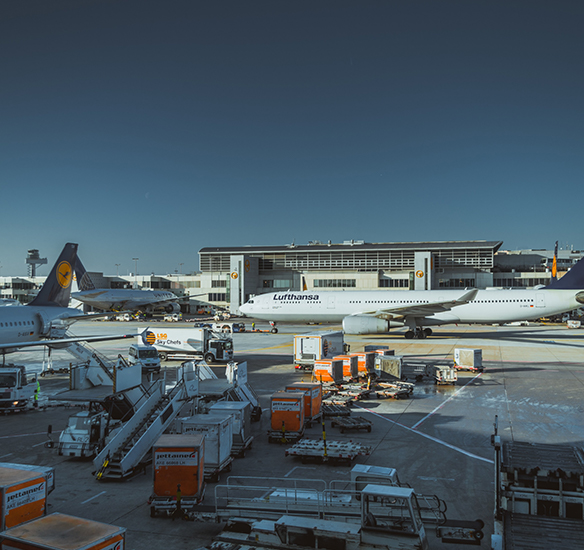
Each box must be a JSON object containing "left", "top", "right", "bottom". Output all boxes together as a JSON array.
[
  {"left": 330, "top": 415, "right": 372, "bottom": 433},
  {"left": 285, "top": 439, "right": 371, "bottom": 465},
  {"left": 322, "top": 403, "right": 352, "bottom": 417},
  {"left": 203, "top": 456, "right": 233, "bottom": 483},
  {"left": 267, "top": 428, "right": 305, "bottom": 444},
  {"left": 231, "top": 435, "right": 254, "bottom": 458}
]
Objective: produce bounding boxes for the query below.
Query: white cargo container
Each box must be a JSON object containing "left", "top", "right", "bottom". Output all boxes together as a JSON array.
[
  {"left": 293, "top": 330, "right": 347, "bottom": 370},
  {"left": 209, "top": 401, "right": 252, "bottom": 456},
  {"left": 178, "top": 414, "right": 233, "bottom": 471},
  {"left": 453, "top": 348, "right": 483, "bottom": 371}
]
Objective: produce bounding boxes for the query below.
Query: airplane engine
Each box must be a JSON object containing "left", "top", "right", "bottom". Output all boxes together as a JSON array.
[
  {"left": 343, "top": 315, "right": 392, "bottom": 335},
  {"left": 165, "top": 302, "right": 181, "bottom": 313}
]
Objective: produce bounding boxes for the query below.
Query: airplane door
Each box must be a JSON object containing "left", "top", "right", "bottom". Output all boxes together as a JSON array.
[
  {"left": 535, "top": 292, "right": 545, "bottom": 308},
  {"left": 327, "top": 295, "right": 336, "bottom": 310}
]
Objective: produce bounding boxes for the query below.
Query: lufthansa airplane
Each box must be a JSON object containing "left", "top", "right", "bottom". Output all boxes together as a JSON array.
[
  {"left": 0, "top": 243, "right": 135, "bottom": 357},
  {"left": 239, "top": 256, "right": 584, "bottom": 338},
  {"left": 72, "top": 258, "right": 180, "bottom": 315}
]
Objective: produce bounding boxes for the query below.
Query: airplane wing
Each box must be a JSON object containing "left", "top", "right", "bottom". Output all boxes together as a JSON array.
[
  {"left": 349, "top": 288, "right": 479, "bottom": 320},
  {"left": 0, "top": 333, "right": 137, "bottom": 352}
]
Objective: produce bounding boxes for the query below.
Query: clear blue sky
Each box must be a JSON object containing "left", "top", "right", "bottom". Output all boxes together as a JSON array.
[{"left": 1, "top": 1, "right": 583, "bottom": 276}]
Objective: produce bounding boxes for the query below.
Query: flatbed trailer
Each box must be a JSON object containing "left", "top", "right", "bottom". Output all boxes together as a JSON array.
[
  {"left": 330, "top": 416, "right": 372, "bottom": 433},
  {"left": 285, "top": 439, "right": 371, "bottom": 465},
  {"left": 231, "top": 435, "right": 254, "bottom": 458},
  {"left": 203, "top": 456, "right": 233, "bottom": 483},
  {"left": 322, "top": 403, "right": 352, "bottom": 417}
]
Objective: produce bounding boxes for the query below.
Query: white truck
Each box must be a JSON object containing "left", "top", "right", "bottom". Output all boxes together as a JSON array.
[
  {"left": 0, "top": 364, "right": 37, "bottom": 413},
  {"left": 146, "top": 327, "right": 233, "bottom": 363},
  {"left": 128, "top": 343, "right": 161, "bottom": 373},
  {"left": 212, "top": 322, "right": 246, "bottom": 333},
  {"left": 293, "top": 330, "right": 348, "bottom": 370}
]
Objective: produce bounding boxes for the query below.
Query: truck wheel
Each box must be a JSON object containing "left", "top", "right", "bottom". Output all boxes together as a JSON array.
[
  {"left": 204, "top": 353, "right": 214, "bottom": 363},
  {"left": 159, "top": 353, "right": 167, "bottom": 361},
  {"left": 271, "top": 328, "right": 278, "bottom": 334}
]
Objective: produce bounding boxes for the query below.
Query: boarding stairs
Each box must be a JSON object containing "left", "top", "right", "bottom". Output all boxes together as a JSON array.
[
  {"left": 94, "top": 364, "right": 198, "bottom": 480},
  {"left": 65, "top": 340, "right": 115, "bottom": 389}
]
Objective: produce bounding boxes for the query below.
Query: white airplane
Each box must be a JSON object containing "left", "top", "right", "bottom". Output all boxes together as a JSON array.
[
  {"left": 72, "top": 258, "right": 181, "bottom": 315},
  {"left": 239, "top": 257, "right": 584, "bottom": 338},
  {"left": 0, "top": 243, "right": 136, "bottom": 358}
]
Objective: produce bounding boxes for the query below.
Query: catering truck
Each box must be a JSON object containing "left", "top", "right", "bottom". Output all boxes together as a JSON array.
[
  {"left": 0, "top": 364, "right": 37, "bottom": 413},
  {"left": 293, "top": 330, "right": 348, "bottom": 370},
  {"left": 145, "top": 327, "right": 233, "bottom": 363}
]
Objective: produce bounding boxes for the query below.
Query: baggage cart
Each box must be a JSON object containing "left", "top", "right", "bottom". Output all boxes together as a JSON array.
[
  {"left": 203, "top": 455, "right": 233, "bottom": 483},
  {"left": 330, "top": 415, "right": 372, "bottom": 433},
  {"left": 285, "top": 439, "right": 371, "bottom": 465},
  {"left": 321, "top": 403, "right": 352, "bottom": 417}
]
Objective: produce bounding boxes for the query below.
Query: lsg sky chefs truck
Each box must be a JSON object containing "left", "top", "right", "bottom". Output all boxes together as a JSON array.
[{"left": 144, "top": 328, "right": 233, "bottom": 363}]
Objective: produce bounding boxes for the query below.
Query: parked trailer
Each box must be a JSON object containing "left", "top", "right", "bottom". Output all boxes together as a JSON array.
[
  {"left": 294, "top": 331, "right": 347, "bottom": 370},
  {"left": 330, "top": 416, "right": 372, "bottom": 433},
  {"left": 149, "top": 433, "right": 205, "bottom": 519},
  {"left": 285, "top": 439, "right": 371, "bottom": 465},
  {"left": 1, "top": 513, "right": 125, "bottom": 550}
]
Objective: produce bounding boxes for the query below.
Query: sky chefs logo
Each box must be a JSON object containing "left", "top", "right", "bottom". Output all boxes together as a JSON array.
[
  {"left": 273, "top": 293, "right": 319, "bottom": 301},
  {"left": 57, "top": 261, "right": 72, "bottom": 288}
]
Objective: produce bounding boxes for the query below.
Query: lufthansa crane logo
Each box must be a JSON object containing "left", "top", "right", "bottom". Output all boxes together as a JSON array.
[
  {"left": 244, "top": 260, "right": 250, "bottom": 273},
  {"left": 415, "top": 270, "right": 424, "bottom": 278},
  {"left": 57, "top": 261, "right": 73, "bottom": 288},
  {"left": 231, "top": 272, "right": 238, "bottom": 280}
]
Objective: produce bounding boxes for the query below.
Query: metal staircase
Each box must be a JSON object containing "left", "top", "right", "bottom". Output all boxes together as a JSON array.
[{"left": 94, "top": 364, "right": 198, "bottom": 481}]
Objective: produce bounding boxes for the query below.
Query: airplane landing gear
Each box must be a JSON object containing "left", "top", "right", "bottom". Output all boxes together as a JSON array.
[
  {"left": 269, "top": 321, "right": 278, "bottom": 334},
  {"left": 404, "top": 328, "right": 432, "bottom": 339}
]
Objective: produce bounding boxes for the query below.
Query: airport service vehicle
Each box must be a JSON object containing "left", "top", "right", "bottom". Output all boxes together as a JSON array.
[
  {"left": 0, "top": 364, "right": 37, "bottom": 412},
  {"left": 212, "top": 322, "right": 246, "bottom": 333},
  {"left": 58, "top": 409, "right": 113, "bottom": 458},
  {"left": 240, "top": 255, "right": 584, "bottom": 338},
  {"left": 145, "top": 327, "right": 233, "bottom": 363},
  {"left": 293, "top": 330, "right": 347, "bottom": 370},
  {"left": 128, "top": 343, "right": 161, "bottom": 373}
]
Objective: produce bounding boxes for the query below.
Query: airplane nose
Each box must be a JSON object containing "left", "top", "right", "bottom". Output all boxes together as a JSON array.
[{"left": 576, "top": 291, "right": 584, "bottom": 304}]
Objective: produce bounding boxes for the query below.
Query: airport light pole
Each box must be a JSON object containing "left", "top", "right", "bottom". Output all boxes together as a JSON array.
[
  {"left": 115, "top": 263, "right": 120, "bottom": 277},
  {"left": 133, "top": 258, "right": 139, "bottom": 289}
]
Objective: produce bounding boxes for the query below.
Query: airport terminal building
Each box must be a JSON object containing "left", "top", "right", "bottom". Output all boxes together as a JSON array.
[{"left": 1, "top": 240, "right": 582, "bottom": 314}]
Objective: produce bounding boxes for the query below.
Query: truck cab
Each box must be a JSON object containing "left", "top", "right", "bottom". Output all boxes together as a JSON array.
[
  {"left": 208, "top": 336, "right": 233, "bottom": 362},
  {"left": 128, "top": 343, "right": 161, "bottom": 373},
  {"left": 0, "top": 364, "right": 37, "bottom": 412}
]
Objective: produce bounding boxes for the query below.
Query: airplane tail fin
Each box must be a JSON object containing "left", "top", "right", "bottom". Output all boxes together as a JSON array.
[
  {"left": 545, "top": 254, "right": 584, "bottom": 290},
  {"left": 28, "top": 243, "right": 78, "bottom": 308},
  {"left": 551, "top": 241, "right": 558, "bottom": 282},
  {"left": 74, "top": 256, "right": 96, "bottom": 291}
]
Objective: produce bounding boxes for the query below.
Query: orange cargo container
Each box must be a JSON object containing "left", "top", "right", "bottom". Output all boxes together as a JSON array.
[
  {"left": 350, "top": 352, "right": 376, "bottom": 375},
  {"left": 1, "top": 512, "right": 125, "bottom": 550},
  {"left": 0, "top": 467, "right": 48, "bottom": 531},
  {"left": 313, "top": 359, "right": 343, "bottom": 383},
  {"left": 285, "top": 382, "right": 322, "bottom": 421},
  {"left": 270, "top": 391, "right": 305, "bottom": 432},
  {"left": 334, "top": 355, "right": 359, "bottom": 379},
  {"left": 152, "top": 434, "right": 205, "bottom": 499}
]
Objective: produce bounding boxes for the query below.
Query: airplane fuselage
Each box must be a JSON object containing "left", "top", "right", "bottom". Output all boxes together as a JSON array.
[
  {"left": 72, "top": 289, "right": 177, "bottom": 312},
  {"left": 240, "top": 288, "right": 582, "bottom": 326}
]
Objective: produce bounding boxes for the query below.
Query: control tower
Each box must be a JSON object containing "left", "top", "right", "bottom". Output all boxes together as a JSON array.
[{"left": 26, "top": 249, "right": 48, "bottom": 277}]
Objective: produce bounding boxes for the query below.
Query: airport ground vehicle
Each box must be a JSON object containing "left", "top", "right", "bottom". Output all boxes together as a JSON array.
[
  {"left": 146, "top": 327, "right": 233, "bottom": 363},
  {"left": 128, "top": 343, "right": 161, "bottom": 373},
  {"left": 0, "top": 364, "right": 37, "bottom": 412},
  {"left": 293, "top": 330, "right": 348, "bottom": 370},
  {"left": 212, "top": 322, "right": 245, "bottom": 333},
  {"left": 58, "top": 408, "right": 116, "bottom": 458}
]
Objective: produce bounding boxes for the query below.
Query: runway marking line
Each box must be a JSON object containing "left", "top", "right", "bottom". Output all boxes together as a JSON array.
[
  {"left": 355, "top": 404, "right": 493, "bottom": 464},
  {"left": 81, "top": 491, "right": 106, "bottom": 504}
]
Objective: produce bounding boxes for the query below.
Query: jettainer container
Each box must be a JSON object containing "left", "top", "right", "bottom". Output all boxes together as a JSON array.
[
  {"left": 0, "top": 467, "right": 49, "bottom": 531},
  {"left": 313, "top": 359, "right": 343, "bottom": 384},
  {"left": 270, "top": 391, "right": 305, "bottom": 433},
  {"left": 453, "top": 348, "right": 483, "bottom": 371},
  {"left": 285, "top": 382, "right": 322, "bottom": 426},
  {"left": 0, "top": 513, "right": 125, "bottom": 550},
  {"left": 209, "top": 401, "right": 252, "bottom": 455},
  {"left": 149, "top": 434, "right": 205, "bottom": 518},
  {"left": 177, "top": 414, "right": 233, "bottom": 477},
  {"left": 333, "top": 355, "right": 358, "bottom": 379},
  {"left": 349, "top": 352, "right": 376, "bottom": 375},
  {"left": 293, "top": 331, "right": 346, "bottom": 370}
]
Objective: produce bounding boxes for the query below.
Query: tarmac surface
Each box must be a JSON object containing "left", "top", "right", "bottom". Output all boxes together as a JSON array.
[{"left": 2, "top": 319, "right": 584, "bottom": 549}]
